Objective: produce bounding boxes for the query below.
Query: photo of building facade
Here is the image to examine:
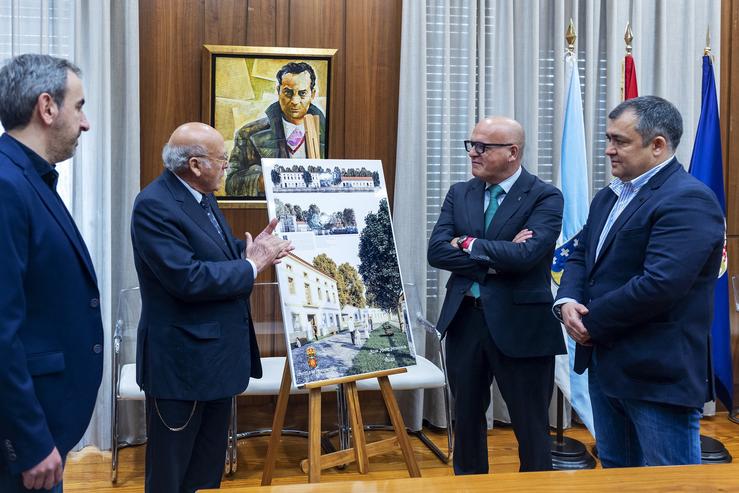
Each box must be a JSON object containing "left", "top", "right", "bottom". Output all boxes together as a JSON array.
[{"left": 276, "top": 253, "right": 342, "bottom": 346}]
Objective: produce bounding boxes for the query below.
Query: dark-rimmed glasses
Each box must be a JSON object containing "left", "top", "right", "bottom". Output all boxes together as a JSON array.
[{"left": 464, "top": 140, "right": 514, "bottom": 154}]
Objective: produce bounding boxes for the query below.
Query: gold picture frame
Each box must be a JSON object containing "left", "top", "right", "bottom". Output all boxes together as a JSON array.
[{"left": 202, "top": 45, "right": 337, "bottom": 207}]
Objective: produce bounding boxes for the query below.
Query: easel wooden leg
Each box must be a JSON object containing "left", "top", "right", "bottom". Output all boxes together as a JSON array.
[
  {"left": 261, "top": 361, "right": 293, "bottom": 486},
  {"left": 308, "top": 388, "right": 322, "bottom": 483},
  {"left": 378, "top": 376, "right": 421, "bottom": 477},
  {"left": 345, "top": 382, "right": 369, "bottom": 473}
]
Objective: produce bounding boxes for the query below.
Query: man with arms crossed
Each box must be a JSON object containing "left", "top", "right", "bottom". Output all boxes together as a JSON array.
[
  {"left": 555, "top": 96, "right": 725, "bottom": 467},
  {"left": 131, "top": 122, "right": 291, "bottom": 492},
  {"left": 428, "top": 116, "right": 565, "bottom": 474},
  {"left": 0, "top": 54, "right": 102, "bottom": 492}
]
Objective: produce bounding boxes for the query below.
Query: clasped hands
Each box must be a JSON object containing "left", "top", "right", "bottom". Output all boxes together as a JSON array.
[
  {"left": 561, "top": 302, "right": 592, "bottom": 346},
  {"left": 244, "top": 218, "right": 294, "bottom": 273},
  {"left": 450, "top": 228, "right": 533, "bottom": 249}
]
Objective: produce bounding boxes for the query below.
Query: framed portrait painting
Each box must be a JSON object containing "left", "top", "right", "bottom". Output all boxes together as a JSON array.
[{"left": 201, "top": 45, "right": 336, "bottom": 206}]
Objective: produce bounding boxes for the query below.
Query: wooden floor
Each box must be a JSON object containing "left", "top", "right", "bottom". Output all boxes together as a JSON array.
[{"left": 64, "top": 414, "right": 739, "bottom": 492}]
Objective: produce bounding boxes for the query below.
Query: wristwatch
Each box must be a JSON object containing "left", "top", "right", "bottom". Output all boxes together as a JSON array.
[
  {"left": 456, "top": 235, "right": 468, "bottom": 250},
  {"left": 457, "top": 235, "right": 475, "bottom": 252},
  {"left": 553, "top": 304, "right": 563, "bottom": 322}
]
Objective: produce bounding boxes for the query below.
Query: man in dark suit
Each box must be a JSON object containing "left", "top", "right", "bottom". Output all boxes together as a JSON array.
[
  {"left": 555, "top": 96, "right": 725, "bottom": 467},
  {"left": 0, "top": 54, "right": 102, "bottom": 492},
  {"left": 226, "top": 61, "right": 327, "bottom": 197},
  {"left": 131, "top": 122, "right": 291, "bottom": 492},
  {"left": 428, "top": 116, "right": 565, "bottom": 474}
]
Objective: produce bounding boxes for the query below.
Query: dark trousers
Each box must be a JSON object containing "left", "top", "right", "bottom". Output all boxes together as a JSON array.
[
  {"left": 445, "top": 298, "right": 554, "bottom": 474},
  {"left": 145, "top": 395, "right": 231, "bottom": 493}
]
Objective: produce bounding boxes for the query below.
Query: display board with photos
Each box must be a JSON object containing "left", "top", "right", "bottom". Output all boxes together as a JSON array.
[{"left": 262, "top": 158, "right": 417, "bottom": 386}]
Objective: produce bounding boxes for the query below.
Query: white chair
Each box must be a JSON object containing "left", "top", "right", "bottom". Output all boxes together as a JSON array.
[
  {"left": 353, "top": 282, "right": 453, "bottom": 463},
  {"left": 110, "top": 287, "right": 146, "bottom": 483}
]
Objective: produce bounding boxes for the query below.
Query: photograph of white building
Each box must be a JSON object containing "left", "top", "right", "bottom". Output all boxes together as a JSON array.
[{"left": 276, "top": 253, "right": 342, "bottom": 346}]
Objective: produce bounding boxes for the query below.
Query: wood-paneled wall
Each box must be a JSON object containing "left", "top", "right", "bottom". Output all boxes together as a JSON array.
[
  {"left": 139, "top": 0, "right": 401, "bottom": 356},
  {"left": 139, "top": 0, "right": 401, "bottom": 426}
]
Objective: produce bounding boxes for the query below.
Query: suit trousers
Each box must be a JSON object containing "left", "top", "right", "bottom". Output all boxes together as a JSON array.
[
  {"left": 445, "top": 297, "right": 554, "bottom": 474},
  {"left": 145, "top": 395, "right": 231, "bottom": 493}
]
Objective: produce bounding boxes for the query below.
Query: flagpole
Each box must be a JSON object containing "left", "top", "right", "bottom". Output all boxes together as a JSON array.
[
  {"left": 620, "top": 22, "right": 631, "bottom": 100},
  {"left": 550, "top": 19, "right": 595, "bottom": 470}
]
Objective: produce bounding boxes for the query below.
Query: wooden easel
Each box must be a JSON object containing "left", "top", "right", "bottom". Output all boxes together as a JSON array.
[{"left": 261, "top": 361, "right": 422, "bottom": 484}]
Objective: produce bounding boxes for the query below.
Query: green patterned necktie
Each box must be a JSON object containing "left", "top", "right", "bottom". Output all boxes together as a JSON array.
[{"left": 470, "top": 184, "right": 505, "bottom": 298}]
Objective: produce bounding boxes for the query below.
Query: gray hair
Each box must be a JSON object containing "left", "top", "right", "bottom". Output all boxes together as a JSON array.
[
  {"left": 608, "top": 95, "right": 683, "bottom": 150},
  {"left": 0, "top": 54, "right": 82, "bottom": 131},
  {"left": 162, "top": 142, "right": 208, "bottom": 173}
]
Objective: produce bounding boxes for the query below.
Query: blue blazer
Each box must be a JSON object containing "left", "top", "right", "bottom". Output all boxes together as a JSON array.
[
  {"left": 428, "top": 168, "right": 566, "bottom": 358},
  {"left": 0, "top": 134, "right": 103, "bottom": 474},
  {"left": 131, "top": 170, "right": 262, "bottom": 401},
  {"left": 556, "top": 160, "right": 725, "bottom": 409}
]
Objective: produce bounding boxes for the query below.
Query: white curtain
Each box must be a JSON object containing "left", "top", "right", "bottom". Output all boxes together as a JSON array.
[
  {"left": 394, "top": 0, "right": 720, "bottom": 429},
  {"left": 0, "top": 0, "right": 140, "bottom": 450},
  {"left": 73, "top": 0, "right": 140, "bottom": 450}
]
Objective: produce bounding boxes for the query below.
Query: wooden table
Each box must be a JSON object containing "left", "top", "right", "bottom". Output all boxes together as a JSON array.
[{"left": 204, "top": 462, "right": 739, "bottom": 492}]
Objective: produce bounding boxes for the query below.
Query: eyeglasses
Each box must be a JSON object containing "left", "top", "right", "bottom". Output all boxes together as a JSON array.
[
  {"left": 193, "top": 154, "right": 229, "bottom": 166},
  {"left": 464, "top": 140, "right": 514, "bottom": 154}
]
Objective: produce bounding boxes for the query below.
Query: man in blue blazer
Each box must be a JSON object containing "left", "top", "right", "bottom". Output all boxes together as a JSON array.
[
  {"left": 131, "top": 122, "right": 291, "bottom": 493},
  {"left": 555, "top": 96, "right": 725, "bottom": 467},
  {"left": 0, "top": 55, "right": 102, "bottom": 492},
  {"left": 428, "top": 117, "right": 565, "bottom": 474}
]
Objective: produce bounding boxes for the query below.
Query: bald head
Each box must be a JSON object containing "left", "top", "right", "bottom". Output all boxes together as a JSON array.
[
  {"left": 476, "top": 116, "right": 525, "bottom": 151},
  {"left": 162, "top": 122, "right": 228, "bottom": 193},
  {"left": 168, "top": 122, "right": 221, "bottom": 148},
  {"left": 468, "top": 116, "right": 525, "bottom": 184}
]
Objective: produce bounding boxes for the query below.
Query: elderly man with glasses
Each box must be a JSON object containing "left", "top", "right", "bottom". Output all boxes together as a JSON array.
[
  {"left": 428, "top": 116, "right": 565, "bottom": 475},
  {"left": 130, "top": 122, "right": 292, "bottom": 492}
]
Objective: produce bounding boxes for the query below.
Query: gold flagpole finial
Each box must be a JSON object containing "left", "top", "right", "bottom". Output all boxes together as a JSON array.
[
  {"left": 704, "top": 26, "right": 712, "bottom": 56},
  {"left": 624, "top": 22, "right": 633, "bottom": 55},
  {"left": 566, "top": 18, "right": 577, "bottom": 55}
]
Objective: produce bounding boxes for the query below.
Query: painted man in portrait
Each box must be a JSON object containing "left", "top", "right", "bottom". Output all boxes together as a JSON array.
[{"left": 225, "top": 61, "right": 327, "bottom": 197}]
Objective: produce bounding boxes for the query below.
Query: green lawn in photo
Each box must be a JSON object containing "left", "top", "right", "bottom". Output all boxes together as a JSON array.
[{"left": 349, "top": 321, "right": 416, "bottom": 374}]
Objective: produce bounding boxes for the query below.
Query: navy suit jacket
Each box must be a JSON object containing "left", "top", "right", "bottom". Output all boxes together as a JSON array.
[
  {"left": 556, "top": 160, "right": 724, "bottom": 409},
  {"left": 0, "top": 134, "right": 103, "bottom": 474},
  {"left": 428, "top": 168, "right": 566, "bottom": 358},
  {"left": 131, "top": 170, "right": 262, "bottom": 401}
]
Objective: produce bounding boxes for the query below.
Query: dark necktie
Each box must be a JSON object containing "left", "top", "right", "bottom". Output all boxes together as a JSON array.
[
  {"left": 470, "top": 184, "right": 505, "bottom": 298},
  {"left": 200, "top": 195, "right": 225, "bottom": 242}
]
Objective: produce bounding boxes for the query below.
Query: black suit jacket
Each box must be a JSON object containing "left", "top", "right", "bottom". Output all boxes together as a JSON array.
[
  {"left": 428, "top": 167, "right": 566, "bottom": 358},
  {"left": 0, "top": 134, "right": 103, "bottom": 473},
  {"left": 556, "top": 160, "right": 724, "bottom": 408},
  {"left": 131, "top": 170, "right": 262, "bottom": 401}
]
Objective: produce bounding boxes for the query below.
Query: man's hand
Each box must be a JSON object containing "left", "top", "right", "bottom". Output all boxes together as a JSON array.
[
  {"left": 561, "top": 302, "right": 592, "bottom": 345},
  {"left": 254, "top": 218, "right": 279, "bottom": 242},
  {"left": 512, "top": 228, "right": 533, "bottom": 243},
  {"left": 245, "top": 231, "right": 292, "bottom": 273},
  {"left": 22, "top": 447, "right": 63, "bottom": 490},
  {"left": 450, "top": 237, "right": 461, "bottom": 249}
]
